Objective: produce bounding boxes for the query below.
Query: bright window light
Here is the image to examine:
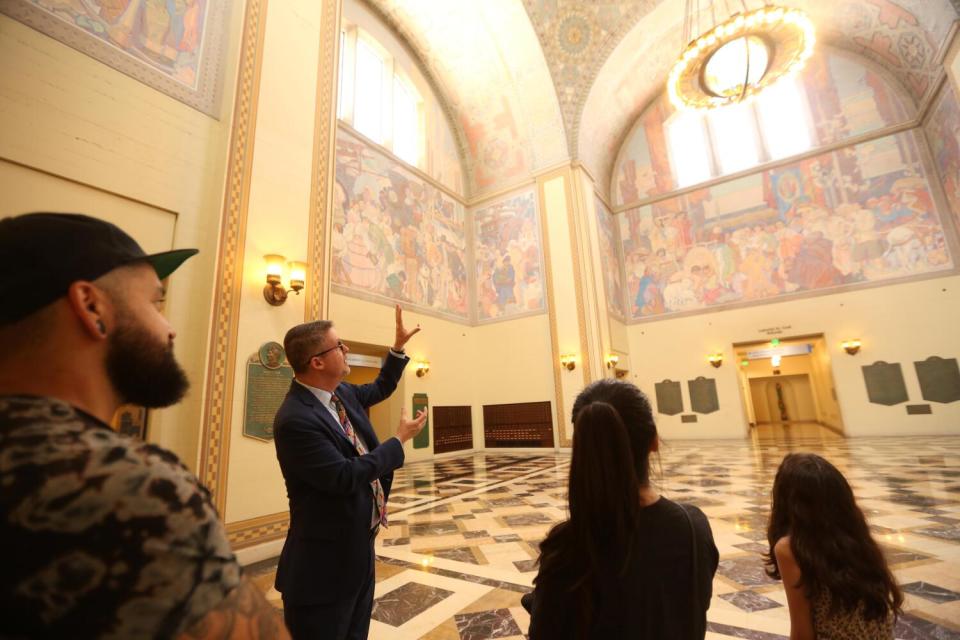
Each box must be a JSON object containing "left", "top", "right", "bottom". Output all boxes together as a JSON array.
[
  {"left": 756, "top": 78, "right": 813, "bottom": 160},
  {"left": 708, "top": 100, "right": 761, "bottom": 175},
  {"left": 392, "top": 76, "right": 419, "bottom": 165},
  {"left": 354, "top": 39, "right": 384, "bottom": 143},
  {"left": 666, "top": 110, "right": 712, "bottom": 188}
]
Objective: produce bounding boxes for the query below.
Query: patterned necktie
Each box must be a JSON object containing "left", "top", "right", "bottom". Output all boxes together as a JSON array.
[{"left": 331, "top": 394, "right": 387, "bottom": 528}]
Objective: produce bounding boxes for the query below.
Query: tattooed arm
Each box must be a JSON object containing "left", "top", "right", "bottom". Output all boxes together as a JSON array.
[{"left": 176, "top": 578, "right": 290, "bottom": 640}]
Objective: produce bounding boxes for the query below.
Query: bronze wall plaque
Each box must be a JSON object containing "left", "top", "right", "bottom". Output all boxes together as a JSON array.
[
  {"left": 244, "top": 343, "right": 294, "bottom": 442},
  {"left": 681, "top": 414, "right": 699, "bottom": 423},
  {"left": 906, "top": 404, "right": 933, "bottom": 415},
  {"left": 861, "top": 361, "right": 909, "bottom": 406},
  {"left": 914, "top": 356, "right": 960, "bottom": 403},
  {"left": 688, "top": 377, "right": 719, "bottom": 414},
  {"left": 655, "top": 380, "right": 683, "bottom": 416}
]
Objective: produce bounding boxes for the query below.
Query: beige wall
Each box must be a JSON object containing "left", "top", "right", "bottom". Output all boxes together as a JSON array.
[
  {"left": 0, "top": 12, "right": 244, "bottom": 467},
  {"left": 626, "top": 275, "right": 960, "bottom": 438}
]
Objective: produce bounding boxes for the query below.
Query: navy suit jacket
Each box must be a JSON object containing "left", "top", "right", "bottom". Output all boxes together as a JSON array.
[{"left": 273, "top": 353, "right": 408, "bottom": 604}]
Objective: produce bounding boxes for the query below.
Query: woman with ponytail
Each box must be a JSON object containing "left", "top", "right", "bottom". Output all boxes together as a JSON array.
[{"left": 528, "top": 379, "right": 718, "bottom": 639}]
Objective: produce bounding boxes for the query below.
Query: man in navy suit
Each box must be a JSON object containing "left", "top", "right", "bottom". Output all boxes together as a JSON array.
[{"left": 273, "top": 305, "right": 427, "bottom": 639}]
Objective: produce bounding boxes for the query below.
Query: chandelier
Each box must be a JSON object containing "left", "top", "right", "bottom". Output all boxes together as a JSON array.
[{"left": 668, "top": 2, "right": 816, "bottom": 111}]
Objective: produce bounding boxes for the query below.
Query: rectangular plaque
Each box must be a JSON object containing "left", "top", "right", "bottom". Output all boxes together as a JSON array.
[
  {"left": 906, "top": 404, "right": 933, "bottom": 415},
  {"left": 412, "top": 393, "right": 430, "bottom": 449},
  {"left": 914, "top": 357, "right": 960, "bottom": 403},
  {"left": 243, "top": 361, "right": 293, "bottom": 441},
  {"left": 681, "top": 414, "right": 698, "bottom": 423},
  {"left": 862, "top": 361, "right": 908, "bottom": 406},
  {"left": 688, "top": 377, "right": 719, "bottom": 414},
  {"left": 655, "top": 380, "right": 683, "bottom": 415}
]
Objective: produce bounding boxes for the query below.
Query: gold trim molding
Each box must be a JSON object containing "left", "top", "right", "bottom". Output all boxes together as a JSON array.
[
  {"left": 308, "top": 0, "right": 343, "bottom": 322},
  {"left": 199, "top": 0, "right": 269, "bottom": 512},
  {"left": 226, "top": 511, "right": 290, "bottom": 548}
]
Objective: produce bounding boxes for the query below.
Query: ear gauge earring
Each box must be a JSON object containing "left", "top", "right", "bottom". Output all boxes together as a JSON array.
[{"left": 96, "top": 320, "right": 107, "bottom": 336}]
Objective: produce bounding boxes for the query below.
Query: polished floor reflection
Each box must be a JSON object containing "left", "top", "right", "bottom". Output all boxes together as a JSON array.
[{"left": 249, "top": 425, "right": 960, "bottom": 639}]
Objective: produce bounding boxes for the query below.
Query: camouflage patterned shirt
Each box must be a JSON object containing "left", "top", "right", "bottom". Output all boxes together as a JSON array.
[{"left": 0, "top": 396, "right": 241, "bottom": 639}]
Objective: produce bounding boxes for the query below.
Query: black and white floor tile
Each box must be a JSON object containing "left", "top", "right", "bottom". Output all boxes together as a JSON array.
[{"left": 251, "top": 425, "right": 960, "bottom": 639}]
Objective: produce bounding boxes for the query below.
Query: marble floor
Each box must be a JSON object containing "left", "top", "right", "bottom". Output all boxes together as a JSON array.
[{"left": 249, "top": 424, "right": 960, "bottom": 639}]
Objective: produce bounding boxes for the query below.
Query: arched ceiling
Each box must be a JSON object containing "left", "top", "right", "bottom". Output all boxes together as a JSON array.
[
  {"left": 363, "top": 0, "right": 568, "bottom": 199},
  {"left": 364, "top": 0, "right": 958, "bottom": 201},
  {"left": 579, "top": 0, "right": 958, "bottom": 197}
]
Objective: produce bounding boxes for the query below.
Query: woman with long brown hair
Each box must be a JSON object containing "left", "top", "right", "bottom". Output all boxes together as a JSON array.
[
  {"left": 528, "top": 379, "right": 718, "bottom": 639},
  {"left": 766, "top": 453, "right": 903, "bottom": 639}
]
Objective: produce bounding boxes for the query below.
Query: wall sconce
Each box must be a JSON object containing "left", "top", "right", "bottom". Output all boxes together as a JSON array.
[
  {"left": 707, "top": 353, "right": 723, "bottom": 368},
  {"left": 605, "top": 354, "right": 620, "bottom": 369},
  {"left": 414, "top": 360, "right": 430, "bottom": 377},
  {"left": 560, "top": 354, "right": 577, "bottom": 371},
  {"left": 263, "top": 255, "right": 307, "bottom": 306},
  {"left": 842, "top": 339, "right": 861, "bottom": 355}
]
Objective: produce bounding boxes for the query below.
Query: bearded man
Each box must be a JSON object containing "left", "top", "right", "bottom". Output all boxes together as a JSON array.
[{"left": 0, "top": 213, "right": 288, "bottom": 639}]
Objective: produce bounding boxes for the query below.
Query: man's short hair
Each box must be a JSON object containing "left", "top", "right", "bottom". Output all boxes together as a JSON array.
[{"left": 284, "top": 321, "right": 333, "bottom": 374}]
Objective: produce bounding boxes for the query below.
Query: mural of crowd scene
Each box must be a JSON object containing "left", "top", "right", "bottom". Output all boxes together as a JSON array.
[
  {"left": 614, "top": 49, "right": 911, "bottom": 206},
  {"left": 924, "top": 83, "right": 960, "bottom": 228},
  {"left": 594, "top": 195, "right": 627, "bottom": 320},
  {"left": 619, "top": 131, "right": 953, "bottom": 320},
  {"left": 332, "top": 128, "right": 470, "bottom": 321},
  {"left": 473, "top": 189, "right": 546, "bottom": 322},
  {"left": 7, "top": 0, "right": 212, "bottom": 89}
]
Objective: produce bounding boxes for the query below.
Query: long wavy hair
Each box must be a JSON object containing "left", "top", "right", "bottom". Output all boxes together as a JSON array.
[
  {"left": 765, "top": 453, "right": 903, "bottom": 622},
  {"left": 535, "top": 380, "right": 658, "bottom": 636}
]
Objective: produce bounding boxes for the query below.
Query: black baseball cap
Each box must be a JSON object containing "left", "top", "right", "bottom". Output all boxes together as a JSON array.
[{"left": 0, "top": 212, "right": 199, "bottom": 325}]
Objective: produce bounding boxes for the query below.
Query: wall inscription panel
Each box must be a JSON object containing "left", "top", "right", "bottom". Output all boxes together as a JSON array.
[
  {"left": 862, "top": 361, "right": 909, "bottom": 406},
  {"left": 914, "top": 356, "right": 960, "bottom": 404},
  {"left": 654, "top": 380, "right": 683, "bottom": 416},
  {"left": 243, "top": 343, "right": 293, "bottom": 442},
  {"left": 688, "top": 377, "right": 719, "bottom": 414}
]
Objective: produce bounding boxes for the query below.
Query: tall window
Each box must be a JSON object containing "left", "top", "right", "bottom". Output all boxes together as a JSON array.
[
  {"left": 392, "top": 76, "right": 419, "bottom": 165},
  {"left": 353, "top": 38, "right": 385, "bottom": 143},
  {"left": 338, "top": 26, "right": 424, "bottom": 167},
  {"left": 666, "top": 77, "right": 814, "bottom": 188}
]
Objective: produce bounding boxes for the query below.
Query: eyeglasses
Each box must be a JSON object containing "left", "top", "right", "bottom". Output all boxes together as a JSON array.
[{"left": 311, "top": 341, "right": 346, "bottom": 360}]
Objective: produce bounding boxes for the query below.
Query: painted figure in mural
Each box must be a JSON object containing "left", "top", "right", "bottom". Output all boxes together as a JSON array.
[
  {"left": 493, "top": 255, "right": 517, "bottom": 307},
  {"left": 332, "top": 134, "right": 469, "bottom": 320},
  {"left": 0, "top": 213, "right": 287, "bottom": 639}
]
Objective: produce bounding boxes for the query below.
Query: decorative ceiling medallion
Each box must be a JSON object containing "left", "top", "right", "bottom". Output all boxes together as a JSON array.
[{"left": 668, "top": 5, "right": 815, "bottom": 111}]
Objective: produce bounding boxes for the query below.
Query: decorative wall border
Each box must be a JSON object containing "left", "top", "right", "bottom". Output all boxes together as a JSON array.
[
  {"left": 308, "top": 0, "right": 343, "bottom": 322},
  {"left": 199, "top": 0, "right": 269, "bottom": 512},
  {"left": 0, "top": 0, "right": 230, "bottom": 117},
  {"left": 226, "top": 511, "right": 290, "bottom": 548}
]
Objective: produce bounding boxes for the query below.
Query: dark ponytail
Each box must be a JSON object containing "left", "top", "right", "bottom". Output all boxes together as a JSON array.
[{"left": 535, "top": 380, "right": 656, "bottom": 636}]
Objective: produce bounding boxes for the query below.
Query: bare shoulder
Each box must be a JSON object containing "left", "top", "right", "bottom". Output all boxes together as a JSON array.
[
  {"left": 773, "top": 536, "right": 794, "bottom": 561},
  {"left": 176, "top": 578, "right": 290, "bottom": 640}
]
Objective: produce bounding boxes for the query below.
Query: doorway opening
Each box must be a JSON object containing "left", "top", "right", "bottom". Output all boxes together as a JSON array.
[{"left": 733, "top": 333, "right": 845, "bottom": 436}]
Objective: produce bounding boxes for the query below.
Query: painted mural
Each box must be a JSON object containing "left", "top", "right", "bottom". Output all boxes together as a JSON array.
[
  {"left": 333, "top": 128, "right": 469, "bottom": 321},
  {"left": 614, "top": 50, "right": 911, "bottom": 206},
  {"left": 594, "top": 195, "right": 627, "bottom": 320},
  {"left": 474, "top": 189, "right": 546, "bottom": 322},
  {"left": 620, "top": 130, "right": 953, "bottom": 320},
  {"left": 1, "top": 0, "right": 225, "bottom": 115},
  {"left": 925, "top": 83, "right": 960, "bottom": 229}
]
